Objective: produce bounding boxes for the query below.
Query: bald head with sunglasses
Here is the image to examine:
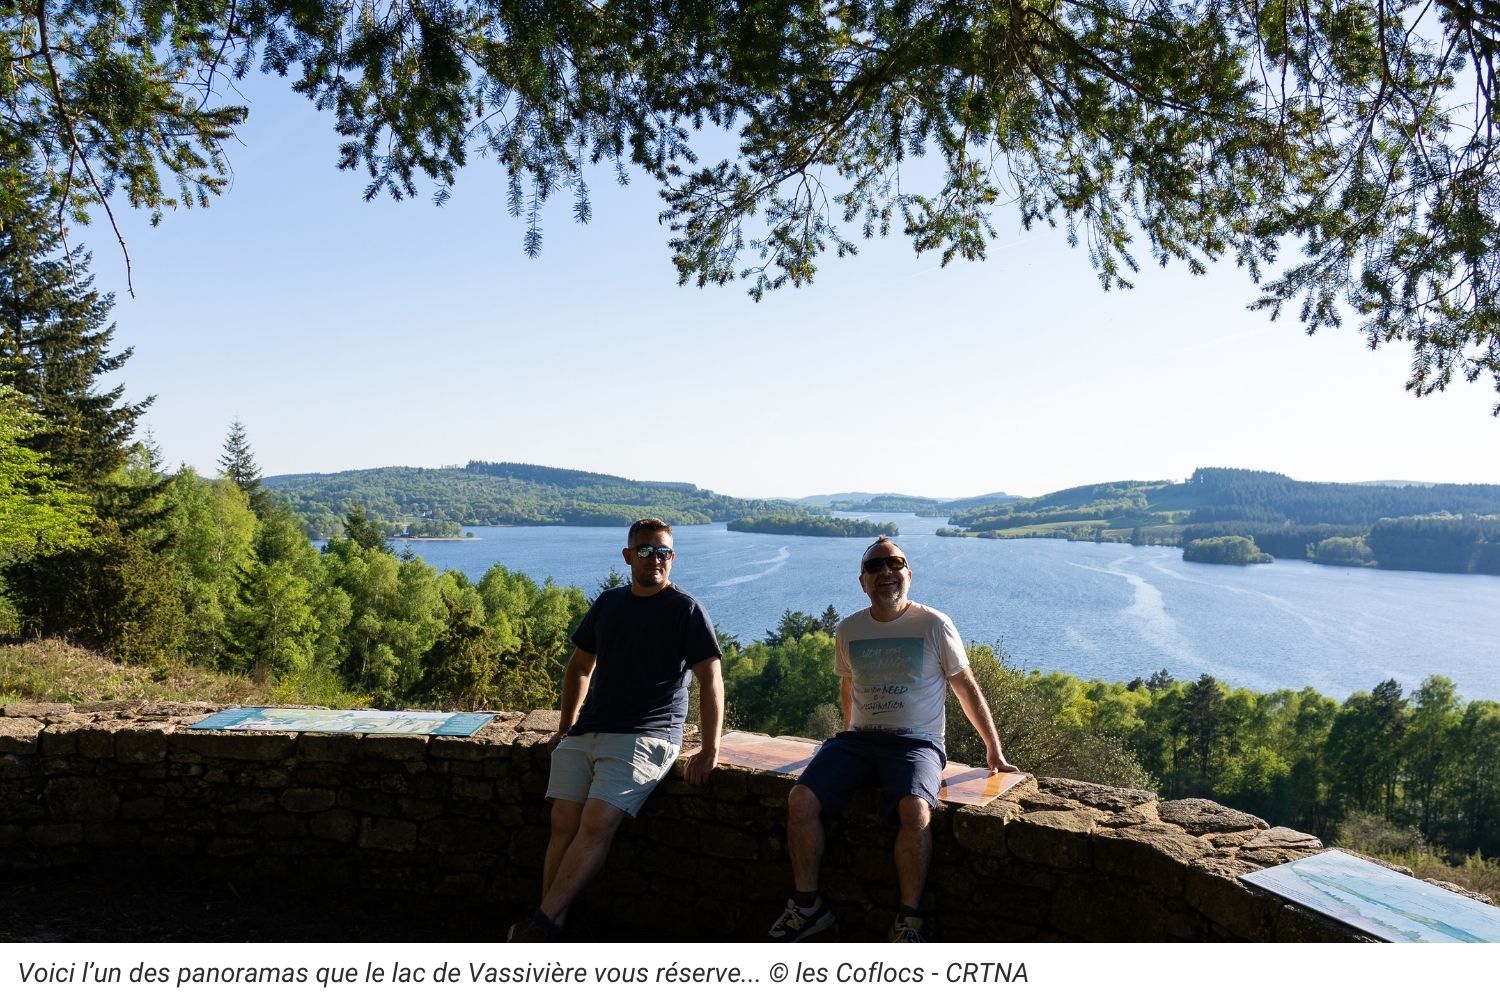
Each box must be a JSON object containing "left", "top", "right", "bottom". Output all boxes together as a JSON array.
[
  {"left": 858, "top": 537, "right": 913, "bottom": 622},
  {"left": 768, "top": 532, "right": 1019, "bottom": 943}
]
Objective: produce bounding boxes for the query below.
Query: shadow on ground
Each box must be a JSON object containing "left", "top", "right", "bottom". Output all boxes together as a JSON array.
[{"left": 0, "top": 865, "right": 504, "bottom": 943}]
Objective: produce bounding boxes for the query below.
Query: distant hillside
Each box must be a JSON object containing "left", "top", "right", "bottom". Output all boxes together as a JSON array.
[
  {"left": 798, "top": 491, "right": 940, "bottom": 506},
  {"left": 1353, "top": 480, "right": 1439, "bottom": 488},
  {"left": 265, "top": 461, "right": 803, "bottom": 538},
  {"left": 941, "top": 468, "right": 1500, "bottom": 574},
  {"left": 806, "top": 489, "right": 1020, "bottom": 515},
  {"left": 944, "top": 478, "right": 1199, "bottom": 537}
]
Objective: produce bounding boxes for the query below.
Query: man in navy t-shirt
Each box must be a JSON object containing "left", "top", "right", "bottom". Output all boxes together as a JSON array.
[{"left": 508, "top": 517, "right": 722, "bottom": 941}]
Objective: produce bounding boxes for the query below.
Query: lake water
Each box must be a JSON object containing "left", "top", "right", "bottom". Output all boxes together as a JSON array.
[{"left": 397, "top": 513, "right": 1500, "bottom": 701}]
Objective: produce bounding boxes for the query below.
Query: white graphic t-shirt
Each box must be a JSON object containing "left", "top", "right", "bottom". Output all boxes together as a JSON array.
[{"left": 834, "top": 602, "right": 968, "bottom": 745}]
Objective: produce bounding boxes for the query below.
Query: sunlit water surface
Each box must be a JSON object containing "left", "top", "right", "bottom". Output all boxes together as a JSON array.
[{"left": 398, "top": 513, "right": 1500, "bottom": 700}]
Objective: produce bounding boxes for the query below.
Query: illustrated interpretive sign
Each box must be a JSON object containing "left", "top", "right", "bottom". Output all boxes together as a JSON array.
[
  {"left": 191, "top": 707, "right": 494, "bottom": 737},
  {"left": 1241, "top": 848, "right": 1500, "bottom": 942},
  {"left": 708, "top": 730, "right": 1027, "bottom": 806}
]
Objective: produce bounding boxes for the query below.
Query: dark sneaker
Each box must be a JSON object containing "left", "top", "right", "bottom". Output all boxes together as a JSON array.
[
  {"left": 768, "top": 898, "right": 834, "bottom": 942},
  {"left": 507, "top": 910, "right": 562, "bottom": 942},
  {"left": 888, "top": 914, "right": 926, "bottom": 943}
]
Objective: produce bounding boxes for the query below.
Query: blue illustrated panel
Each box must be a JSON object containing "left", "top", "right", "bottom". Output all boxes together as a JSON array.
[
  {"left": 1242, "top": 849, "right": 1500, "bottom": 942},
  {"left": 190, "top": 707, "right": 493, "bottom": 737}
]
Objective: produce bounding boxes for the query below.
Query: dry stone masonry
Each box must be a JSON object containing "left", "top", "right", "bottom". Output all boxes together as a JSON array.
[{"left": 0, "top": 701, "right": 1381, "bottom": 940}]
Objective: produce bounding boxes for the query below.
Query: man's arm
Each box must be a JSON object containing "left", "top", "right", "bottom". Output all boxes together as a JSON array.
[
  {"left": 948, "top": 668, "right": 1019, "bottom": 774},
  {"left": 684, "top": 657, "right": 723, "bottom": 785},
  {"left": 840, "top": 675, "right": 853, "bottom": 732},
  {"left": 548, "top": 647, "right": 597, "bottom": 752}
]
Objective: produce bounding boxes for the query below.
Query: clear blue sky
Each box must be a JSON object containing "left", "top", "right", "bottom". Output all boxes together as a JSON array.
[{"left": 81, "top": 72, "right": 1500, "bottom": 500}]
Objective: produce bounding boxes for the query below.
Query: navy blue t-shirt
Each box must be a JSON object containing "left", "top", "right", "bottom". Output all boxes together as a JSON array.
[{"left": 569, "top": 584, "right": 721, "bottom": 745}]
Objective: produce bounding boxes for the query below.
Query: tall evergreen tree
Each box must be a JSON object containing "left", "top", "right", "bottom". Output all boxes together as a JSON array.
[
  {"left": 338, "top": 504, "right": 391, "bottom": 554},
  {"left": 0, "top": 167, "right": 162, "bottom": 532},
  {"left": 0, "top": 171, "right": 148, "bottom": 488},
  {"left": 0, "top": 168, "right": 176, "bottom": 657},
  {"left": 218, "top": 419, "right": 267, "bottom": 513}
]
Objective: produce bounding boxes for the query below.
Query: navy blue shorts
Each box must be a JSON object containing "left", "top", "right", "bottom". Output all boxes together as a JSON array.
[{"left": 796, "top": 731, "right": 946, "bottom": 821}]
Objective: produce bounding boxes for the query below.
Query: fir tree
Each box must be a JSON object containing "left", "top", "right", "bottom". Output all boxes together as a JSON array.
[
  {"left": 414, "top": 594, "right": 501, "bottom": 711},
  {"left": 218, "top": 419, "right": 267, "bottom": 513},
  {"left": 338, "top": 504, "right": 391, "bottom": 554},
  {"left": 0, "top": 168, "right": 175, "bottom": 657},
  {"left": 0, "top": 167, "right": 157, "bottom": 525}
]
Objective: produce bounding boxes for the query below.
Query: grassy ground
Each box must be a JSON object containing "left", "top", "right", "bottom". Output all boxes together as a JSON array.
[
  {"left": 0, "top": 638, "right": 367, "bottom": 707},
  {"left": 0, "top": 639, "right": 260, "bottom": 704},
  {"left": 1333, "top": 811, "right": 1499, "bottom": 900},
  {"left": 1381, "top": 852, "right": 1500, "bottom": 901}
]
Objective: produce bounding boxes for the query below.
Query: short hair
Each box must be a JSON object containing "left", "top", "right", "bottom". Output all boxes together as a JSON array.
[
  {"left": 861, "top": 535, "right": 904, "bottom": 562},
  {"left": 628, "top": 517, "right": 673, "bottom": 545}
]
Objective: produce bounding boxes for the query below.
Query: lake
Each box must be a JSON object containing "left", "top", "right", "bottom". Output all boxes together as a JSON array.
[{"left": 396, "top": 513, "right": 1500, "bottom": 701}]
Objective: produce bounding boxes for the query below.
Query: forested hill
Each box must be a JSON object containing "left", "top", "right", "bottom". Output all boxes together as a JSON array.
[
  {"left": 1181, "top": 468, "right": 1500, "bottom": 524},
  {"left": 948, "top": 469, "right": 1500, "bottom": 531},
  {"left": 810, "top": 490, "right": 1021, "bottom": 515},
  {"left": 265, "top": 461, "right": 801, "bottom": 538},
  {"left": 943, "top": 468, "right": 1500, "bottom": 574}
]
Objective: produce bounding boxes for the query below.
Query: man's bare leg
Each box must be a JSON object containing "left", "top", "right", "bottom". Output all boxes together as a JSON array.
[
  {"left": 786, "top": 784, "right": 826, "bottom": 893},
  {"left": 542, "top": 798, "right": 584, "bottom": 905},
  {"left": 893, "top": 795, "right": 932, "bottom": 909},
  {"left": 538, "top": 798, "right": 628, "bottom": 923}
]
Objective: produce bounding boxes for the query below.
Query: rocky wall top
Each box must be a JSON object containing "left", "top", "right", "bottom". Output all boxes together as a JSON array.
[{"left": 0, "top": 701, "right": 1379, "bottom": 941}]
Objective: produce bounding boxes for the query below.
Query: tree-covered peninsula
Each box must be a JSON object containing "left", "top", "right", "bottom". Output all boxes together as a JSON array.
[
  {"left": 1183, "top": 536, "right": 1273, "bottom": 565},
  {"left": 265, "top": 463, "right": 805, "bottom": 539},
  {"left": 941, "top": 469, "right": 1500, "bottom": 575},
  {"left": 727, "top": 514, "right": 898, "bottom": 538}
]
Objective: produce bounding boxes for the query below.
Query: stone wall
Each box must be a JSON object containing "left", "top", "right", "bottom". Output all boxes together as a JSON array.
[{"left": 1, "top": 701, "right": 1366, "bottom": 941}]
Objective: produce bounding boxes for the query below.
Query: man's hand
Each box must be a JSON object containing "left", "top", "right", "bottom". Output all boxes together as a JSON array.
[
  {"left": 547, "top": 731, "right": 564, "bottom": 754},
  {"left": 688, "top": 655, "right": 723, "bottom": 787},
  {"left": 684, "top": 747, "right": 718, "bottom": 785},
  {"left": 986, "top": 745, "right": 1020, "bottom": 775}
]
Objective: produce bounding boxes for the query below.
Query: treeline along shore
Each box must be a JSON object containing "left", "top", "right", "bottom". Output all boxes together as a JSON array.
[
  {"left": 263, "top": 462, "right": 807, "bottom": 539},
  {"left": 726, "top": 513, "right": 899, "bottom": 538},
  {"left": 257, "top": 463, "right": 1500, "bottom": 574},
  {"left": 936, "top": 468, "right": 1500, "bottom": 575}
]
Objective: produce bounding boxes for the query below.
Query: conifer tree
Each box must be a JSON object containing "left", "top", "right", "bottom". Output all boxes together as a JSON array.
[
  {"left": 414, "top": 593, "right": 502, "bottom": 711},
  {"left": 338, "top": 504, "right": 392, "bottom": 554},
  {"left": 218, "top": 419, "right": 267, "bottom": 513},
  {"left": 0, "top": 167, "right": 176, "bottom": 658},
  {"left": 0, "top": 167, "right": 157, "bottom": 525}
]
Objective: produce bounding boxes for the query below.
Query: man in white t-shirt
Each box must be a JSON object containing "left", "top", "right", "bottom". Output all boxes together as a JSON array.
[{"left": 767, "top": 536, "right": 1019, "bottom": 943}]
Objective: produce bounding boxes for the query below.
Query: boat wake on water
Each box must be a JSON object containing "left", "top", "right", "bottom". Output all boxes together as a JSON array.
[{"left": 711, "top": 546, "right": 791, "bottom": 588}]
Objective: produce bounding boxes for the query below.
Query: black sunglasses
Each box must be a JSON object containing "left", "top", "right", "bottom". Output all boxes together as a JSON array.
[
  {"left": 632, "top": 544, "right": 675, "bottom": 560},
  {"left": 862, "top": 555, "right": 908, "bottom": 574}
]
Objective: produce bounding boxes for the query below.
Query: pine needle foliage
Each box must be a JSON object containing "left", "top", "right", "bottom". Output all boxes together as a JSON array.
[{"left": 5, "top": 3, "right": 1500, "bottom": 403}]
